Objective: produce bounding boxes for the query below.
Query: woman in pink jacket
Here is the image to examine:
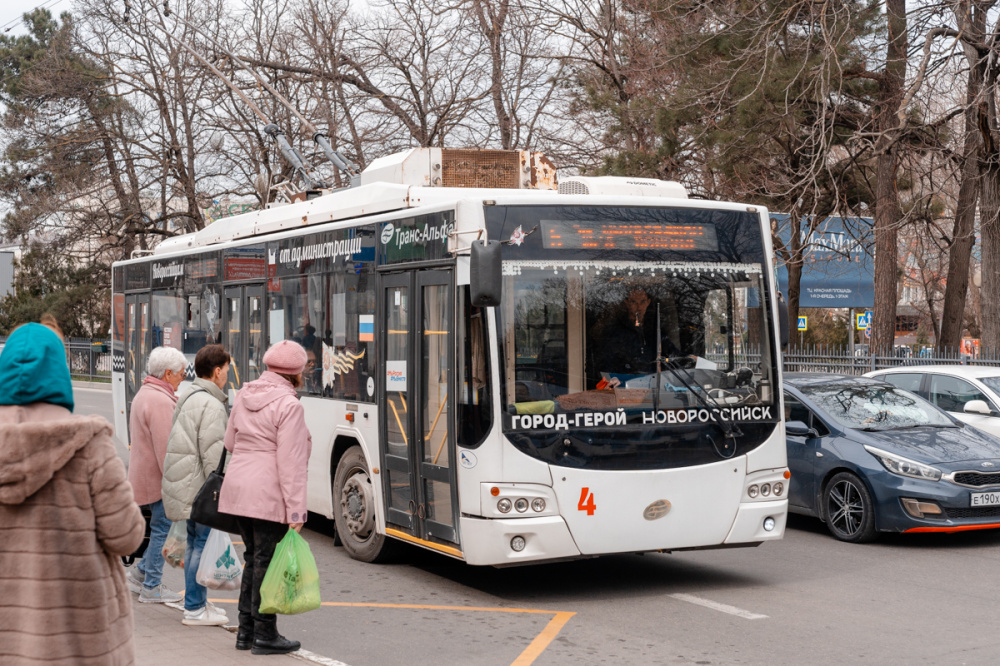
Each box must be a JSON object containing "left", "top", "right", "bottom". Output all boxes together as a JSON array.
[{"left": 220, "top": 340, "right": 312, "bottom": 656}]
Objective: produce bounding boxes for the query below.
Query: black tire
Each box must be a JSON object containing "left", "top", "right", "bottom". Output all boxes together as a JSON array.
[
  {"left": 333, "top": 446, "right": 402, "bottom": 563},
  {"left": 823, "top": 471, "right": 878, "bottom": 543}
]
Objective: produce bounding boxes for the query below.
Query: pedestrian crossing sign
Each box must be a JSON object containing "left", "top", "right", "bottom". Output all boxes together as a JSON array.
[{"left": 797, "top": 316, "right": 807, "bottom": 331}]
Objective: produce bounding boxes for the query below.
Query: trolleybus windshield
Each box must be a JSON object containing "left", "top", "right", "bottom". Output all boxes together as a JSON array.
[{"left": 486, "top": 204, "right": 779, "bottom": 470}]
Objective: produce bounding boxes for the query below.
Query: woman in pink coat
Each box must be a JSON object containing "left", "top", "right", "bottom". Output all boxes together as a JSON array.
[{"left": 220, "top": 340, "right": 312, "bottom": 656}]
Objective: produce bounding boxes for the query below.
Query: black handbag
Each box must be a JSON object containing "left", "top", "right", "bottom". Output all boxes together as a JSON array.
[
  {"left": 122, "top": 504, "right": 153, "bottom": 566},
  {"left": 190, "top": 448, "right": 242, "bottom": 534}
]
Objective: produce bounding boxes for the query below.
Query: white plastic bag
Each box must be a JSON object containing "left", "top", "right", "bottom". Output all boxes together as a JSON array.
[{"left": 196, "top": 529, "right": 243, "bottom": 590}]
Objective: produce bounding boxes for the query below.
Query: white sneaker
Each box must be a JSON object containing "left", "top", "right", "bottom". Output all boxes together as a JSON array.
[
  {"left": 206, "top": 601, "right": 227, "bottom": 617},
  {"left": 138, "top": 584, "right": 183, "bottom": 604},
  {"left": 182, "top": 604, "right": 229, "bottom": 626},
  {"left": 126, "top": 568, "right": 144, "bottom": 594}
]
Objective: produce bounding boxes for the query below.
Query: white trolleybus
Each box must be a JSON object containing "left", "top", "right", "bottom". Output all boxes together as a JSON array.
[{"left": 111, "top": 148, "right": 789, "bottom": 566}]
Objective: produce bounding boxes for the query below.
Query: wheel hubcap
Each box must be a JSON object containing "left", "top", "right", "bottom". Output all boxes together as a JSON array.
[
  {"left": 828, "top": 480, "right": 865, "bottom": 536},
  {"left": 340, "top": 471, "right": 375, "bottom": 539}
]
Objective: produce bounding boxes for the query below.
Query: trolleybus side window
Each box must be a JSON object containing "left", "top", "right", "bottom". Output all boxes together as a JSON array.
[
  {"left": 457, "top": 286, "right": 492, "bottom": 448},
  {"left": 150, "top": 253, "right": 222, "bottom": 373},
  {"left": 266, "top": 230, "right": 376, "bottom": 401}
]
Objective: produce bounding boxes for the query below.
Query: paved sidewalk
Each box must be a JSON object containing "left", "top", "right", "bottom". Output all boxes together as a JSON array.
[
  {"left": 132, "top": 597, "right": 301, "bottom": 665},
  {"left": 133, "top": 599, "right": 257, "bottom": 665}
]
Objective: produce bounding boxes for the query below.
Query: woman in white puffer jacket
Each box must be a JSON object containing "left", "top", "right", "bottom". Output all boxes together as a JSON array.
[{"left": 161, "top": 344, "right": 231, "bottom": 627}]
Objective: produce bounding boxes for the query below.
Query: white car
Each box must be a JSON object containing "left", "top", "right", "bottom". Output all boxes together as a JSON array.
[{"left": 865, "top": 365, "right": 1000, "bottom": 437}]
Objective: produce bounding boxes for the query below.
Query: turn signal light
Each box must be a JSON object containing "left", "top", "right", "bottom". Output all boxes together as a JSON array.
[
  {"left": 345, "top": 413, "right": 355, "bottom": 423},
  {"left": 491, "top": 487, "right": 500, "bottom": 496}
]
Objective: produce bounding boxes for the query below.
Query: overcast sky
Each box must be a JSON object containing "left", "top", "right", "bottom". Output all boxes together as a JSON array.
[{"left": 1, "top": 0, "right": 71, "bottom": 37}]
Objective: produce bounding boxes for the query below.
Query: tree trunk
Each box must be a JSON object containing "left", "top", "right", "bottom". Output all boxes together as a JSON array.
[
  {"left": 871, "top": 0, "right": 907, "bottom": 356},
  {"left": 786, "top": 260, "right": 802, "bottom": 343},
  {"left": 980, "top": 138, "right": 1000, "bottom": 349},
  {"left": 939, "top": 12, "right": 985, "bottom": 352}
]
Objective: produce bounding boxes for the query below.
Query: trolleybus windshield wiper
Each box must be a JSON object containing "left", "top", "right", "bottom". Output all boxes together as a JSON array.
[{"left": 653, "top": 308, "right": 740, "bottom": 458}]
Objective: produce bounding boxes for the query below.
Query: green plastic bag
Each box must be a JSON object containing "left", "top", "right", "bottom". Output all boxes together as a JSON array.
[{"left": 259, "top": 529, "right": 321, "bottom": 615}]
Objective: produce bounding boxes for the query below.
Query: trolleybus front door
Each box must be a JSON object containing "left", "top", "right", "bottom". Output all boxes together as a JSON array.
[
  {"left": 224, "top": 285, "right": 265, "bottom": 400},
  {"left": 124, "top": 293, "right": 150, "bottom": 425},
  {"left": 380, "top": 270, "right": 460, "bottom": 550}
]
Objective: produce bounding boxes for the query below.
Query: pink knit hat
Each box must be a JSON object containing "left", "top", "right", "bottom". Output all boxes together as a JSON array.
[{"left": 263, "top": 340, "right": 308, "bottom": 375}]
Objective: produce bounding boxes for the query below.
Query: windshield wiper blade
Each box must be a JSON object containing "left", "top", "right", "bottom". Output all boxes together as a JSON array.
[
  {"left": 892, "top": 423, "right": 957, "bottom": 430},
  {"left": 657, "top": 357, "right": 742, "bottom": 457}
]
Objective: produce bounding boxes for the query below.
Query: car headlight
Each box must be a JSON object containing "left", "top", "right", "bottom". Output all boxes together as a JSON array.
[{"left": 864, "top": 445, "right": 941, "bottom": 481}]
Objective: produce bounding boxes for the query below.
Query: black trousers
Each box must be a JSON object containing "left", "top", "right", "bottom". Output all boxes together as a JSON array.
[{"left": 237, "top": 516, "right": 288, "bottom": 639}]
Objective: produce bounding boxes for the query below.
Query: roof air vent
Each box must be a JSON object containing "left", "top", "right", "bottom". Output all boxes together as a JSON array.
[{"left": 557, "top": 176, "right": 687, "bottom": 199}]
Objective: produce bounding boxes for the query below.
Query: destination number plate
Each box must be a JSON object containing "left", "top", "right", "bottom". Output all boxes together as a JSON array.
[{"left": 971, "top": 491, "right": 1000, "bottom": 507}]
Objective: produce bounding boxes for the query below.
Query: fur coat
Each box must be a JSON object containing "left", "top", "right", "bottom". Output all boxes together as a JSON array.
[{"left": 0, "top": 403, "right": 145, "bottom": 665}]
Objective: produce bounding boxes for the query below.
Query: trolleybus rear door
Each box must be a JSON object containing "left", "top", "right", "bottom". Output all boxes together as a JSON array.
[
  {"left": 379, "top": 270, "right": 460, "bottom": 549},
  {"left": 224, "top": 285, "right": 265, "bottom": 400},
  {"left": 124, "top": 293, "right": 150, "bottom": 424}
]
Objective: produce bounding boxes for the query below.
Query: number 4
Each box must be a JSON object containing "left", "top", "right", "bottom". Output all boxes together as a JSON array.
[{"left": 578, "top": 487, "right": 596, "bottom": 515}]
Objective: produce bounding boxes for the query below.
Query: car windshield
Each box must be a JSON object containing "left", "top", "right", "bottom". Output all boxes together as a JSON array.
[
  {"left": 799, "top": 383, "right": 955, "bottom": 431},
  {"left": 979, "top": 376, "right": 1000, "bottom": 395}
]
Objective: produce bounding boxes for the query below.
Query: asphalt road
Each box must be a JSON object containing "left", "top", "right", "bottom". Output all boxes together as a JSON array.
[{"left": 79, "top": 386, "right": 999, "bottom": 665}]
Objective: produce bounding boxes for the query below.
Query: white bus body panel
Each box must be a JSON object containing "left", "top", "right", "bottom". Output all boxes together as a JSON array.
[
  {"left": 112, "top": 372, "right": 127, "bottom": 446},
  {"left": 300, "top": 397, "right": 382, "bottom": 521},
  {"left": 456, "top": 431, "right": 787, "bottom": 565}
]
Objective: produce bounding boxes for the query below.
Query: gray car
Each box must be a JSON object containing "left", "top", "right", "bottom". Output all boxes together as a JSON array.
[{"left": 784, "top": 373, "right": 1000, "bottom": 543}]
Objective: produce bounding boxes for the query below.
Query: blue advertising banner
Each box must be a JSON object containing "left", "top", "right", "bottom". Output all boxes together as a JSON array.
[{"left": 772, "top": 214, "right": 874, "bottom": 308}]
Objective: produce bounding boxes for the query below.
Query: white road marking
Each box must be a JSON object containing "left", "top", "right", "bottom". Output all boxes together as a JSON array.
[
  {"left": 163, "top": 599, "right": 351, "bottom": 664},
  {"left": 668, "top": 593, "right": 768, "bottom": 620},
  {"left": 288, "top": 649, "right": 353, "bottom": 666}
]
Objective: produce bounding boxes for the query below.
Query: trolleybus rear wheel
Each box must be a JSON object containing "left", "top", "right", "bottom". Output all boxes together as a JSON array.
[{"left": 333, "top": 446, "right": 401, "bottom": 563}]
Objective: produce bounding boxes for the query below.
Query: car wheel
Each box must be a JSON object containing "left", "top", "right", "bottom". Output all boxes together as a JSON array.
[
  {"left": 822, "top": 471, "right": 878, "bottom": 543},
  {"left": 333, "top": 445, "right": 402, "bottom": 563}
]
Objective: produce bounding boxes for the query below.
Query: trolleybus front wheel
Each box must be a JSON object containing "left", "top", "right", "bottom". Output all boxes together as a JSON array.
[{"left": 333, "top": 446, "right": 401, "bottom": 563}]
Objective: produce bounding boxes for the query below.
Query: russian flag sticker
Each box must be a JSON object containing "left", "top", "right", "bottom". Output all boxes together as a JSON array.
[{"left": 359, "top": 315, "right": 374, "bottom": 342}]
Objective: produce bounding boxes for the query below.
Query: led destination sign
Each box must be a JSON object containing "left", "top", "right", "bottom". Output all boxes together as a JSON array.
[{"left": 540, "top": 219, "right": 719, "bottom": 251}]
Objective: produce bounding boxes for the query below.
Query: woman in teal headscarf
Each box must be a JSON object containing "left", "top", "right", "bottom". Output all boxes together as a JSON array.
[
  {"left": 0, "top": 320, "right": 75, "bottom": 411},
  {"left": 0, "top": 319, "right": 146, "bottom": 664}
]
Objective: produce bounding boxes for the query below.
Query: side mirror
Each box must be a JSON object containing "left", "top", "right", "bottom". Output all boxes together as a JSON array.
[
  {"left": 785, "top": 420, "right": 818, "bottom": 438},
  {"left": 964, "top": 399, "right": 993, "bottom": 416},
  {"left": 777, "top": 297, "right": 789, "bottom": 350},
  {"left": 470, "top": 240, "right": 502, "bottom": 307}
]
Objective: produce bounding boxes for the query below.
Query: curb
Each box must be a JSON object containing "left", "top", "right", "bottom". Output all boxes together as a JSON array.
[{"left": 73, "top": 380, "right": 112, "bottom": 390}]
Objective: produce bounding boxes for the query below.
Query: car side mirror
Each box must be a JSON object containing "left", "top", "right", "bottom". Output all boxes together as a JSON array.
[
  {"left": 785, "top": 420, "right": 818, "bottom": 438},
  {"left": 964, "top": 399, "right": 993, "bottom": 416},
  {"left": 470, "top": 240, "right": 502, "bottom": 307}
]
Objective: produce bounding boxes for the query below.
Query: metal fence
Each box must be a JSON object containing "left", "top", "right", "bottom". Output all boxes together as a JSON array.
[
  {"left": 0, "top": 336, "right": 111, "bottom": 382},
  {"left": 782, "top": 345, "right": 1000, "bottom": 375},
  {"left": 2, "top": 336, "right": 999, "bottom": 384}
]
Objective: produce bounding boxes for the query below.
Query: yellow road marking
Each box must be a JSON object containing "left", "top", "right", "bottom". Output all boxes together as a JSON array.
[
  {"left": 207, "top": 598, "right": 575, "bottom": 665},
  {"left": 512, "top": 611, "right": 576, "bottom": 665}
]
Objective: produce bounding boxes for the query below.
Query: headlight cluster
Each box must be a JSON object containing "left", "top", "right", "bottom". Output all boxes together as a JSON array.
[
  {"left": 497, "top": 496, "right": 546, "bottom": 513},
  {"left": 748, "top": 482, "right": 784, "bottom": 499},
  {"left": 864, "top": 445, "right": 942, "bottom": 481}
]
